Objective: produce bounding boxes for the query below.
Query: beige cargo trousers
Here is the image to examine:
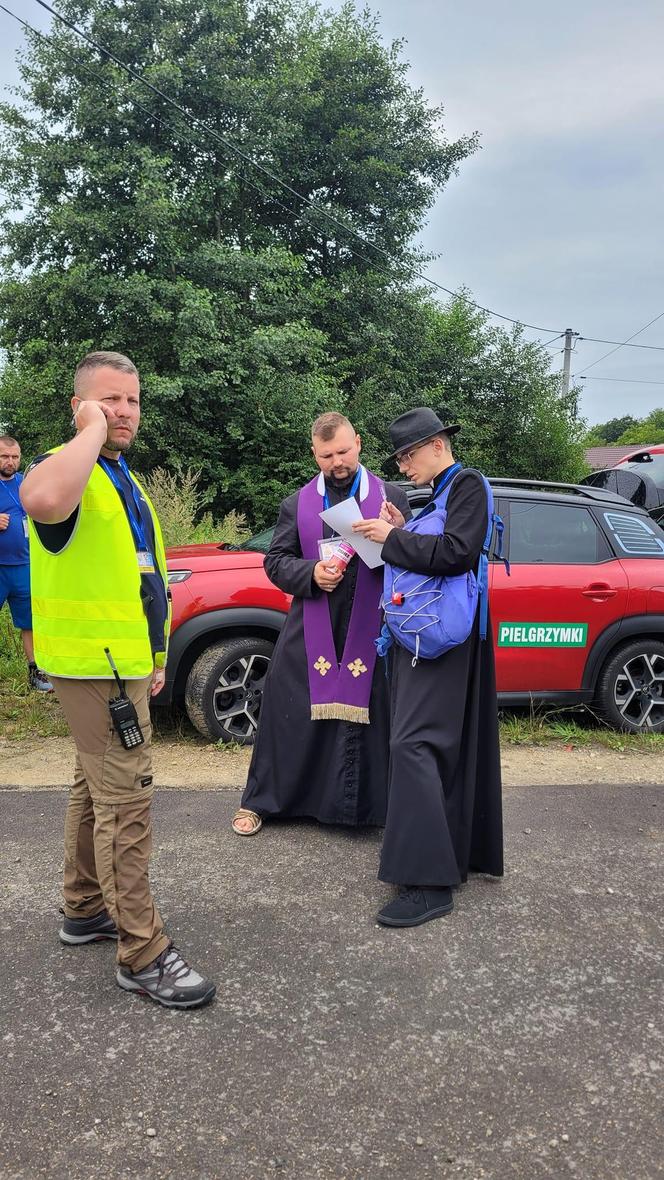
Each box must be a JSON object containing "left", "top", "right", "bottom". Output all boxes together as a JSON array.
[{"left": 52, "top": 673, "right": 169, "bottom": 972}]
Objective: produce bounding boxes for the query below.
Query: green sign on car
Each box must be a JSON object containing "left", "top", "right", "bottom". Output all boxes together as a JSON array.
[{"left": 498, "top": 622, "right": 589, "bottom": 648}]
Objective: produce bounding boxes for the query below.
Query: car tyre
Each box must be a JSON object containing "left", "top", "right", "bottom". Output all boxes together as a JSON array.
[
  {"left": 185, "top": 637, "right": 273, "bottom": 744},
  {"left": 595, "top": 639, "right": 664, "bottom": 733}
]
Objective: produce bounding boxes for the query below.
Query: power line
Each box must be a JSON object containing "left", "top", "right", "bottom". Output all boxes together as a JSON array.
[
  {"left": 27, "top": 0, "right": 567, "bottom": 337},
  {"left": 579, "top": 376, "right": 664, "bottom": 386},
  {"left": 576, "top": 335, "right": 664, "bottom": 353},
  {"left": 574, "top": 311, "right": 664, "bottom": 376},
  {"left": 553, "top": 335, "right": 664, "bottom": 353}
]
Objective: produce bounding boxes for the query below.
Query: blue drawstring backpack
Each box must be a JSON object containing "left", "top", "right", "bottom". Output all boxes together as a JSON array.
[{"left": 377, "top": 464, "right": 508, "bottom": 665}]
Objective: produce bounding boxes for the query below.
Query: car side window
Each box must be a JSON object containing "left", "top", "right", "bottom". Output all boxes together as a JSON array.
[
  {"left": 622, "top": 454, "right": 664, "bottom": 483},
  {"left": 508, "top": 500, "right": 609, "bottom": 564}
]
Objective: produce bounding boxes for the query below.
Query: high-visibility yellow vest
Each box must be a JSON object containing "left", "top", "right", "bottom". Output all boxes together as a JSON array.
[{"left": 29, "top": 453, "right": 170, "bottom": 679}]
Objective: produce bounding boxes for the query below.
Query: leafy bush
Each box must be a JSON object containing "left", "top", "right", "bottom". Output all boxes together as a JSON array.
[{"left": 141, "top": 467, "right": 251, "bottom": 548}]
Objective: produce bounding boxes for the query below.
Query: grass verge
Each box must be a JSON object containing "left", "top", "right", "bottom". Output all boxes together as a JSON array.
[
  {"left": 498, "top": 707, "right": 664, "bottom": 752},
  {"left": 0, "top": 607, "right": 69, "bottom": 739}
]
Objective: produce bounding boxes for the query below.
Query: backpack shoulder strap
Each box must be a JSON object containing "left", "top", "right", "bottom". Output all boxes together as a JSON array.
[{"left": 473, "top": 473, "right": 510, "bottom": 641}]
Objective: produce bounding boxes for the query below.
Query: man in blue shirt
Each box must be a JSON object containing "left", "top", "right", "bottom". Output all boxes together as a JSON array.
[{"left": 0, "top": 434, "right": 52, "bottom": 691}]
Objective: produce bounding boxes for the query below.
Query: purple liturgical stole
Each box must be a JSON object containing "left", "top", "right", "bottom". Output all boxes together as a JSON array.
[{"left": 298, "top": 467, "right": 385, "bottom": 724}]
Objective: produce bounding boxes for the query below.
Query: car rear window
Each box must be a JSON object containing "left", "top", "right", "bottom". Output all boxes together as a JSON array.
[
  {"left": 622, "top": 454, "right": 664, "bottom": 483},
  {"left": 508, "top": 501, "right": 608, "bottom": 564},
  {"left": 602, "top": 511, "right": 664, "bottom": 557}
]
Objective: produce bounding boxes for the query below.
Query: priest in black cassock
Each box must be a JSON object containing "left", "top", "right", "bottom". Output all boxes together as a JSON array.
[
  {"left": 353, "top": 408, "right": 503, "bottom": 927},
  {"left": 232, "top": 412, "right": 411, "bottom": 836}
]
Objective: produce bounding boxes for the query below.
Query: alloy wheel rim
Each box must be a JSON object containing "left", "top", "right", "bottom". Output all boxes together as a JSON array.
[
  {"left": 212, "top": 653, "right": 270, "bottom": 739},
  {"left": 613, "top": 652, "right": 664, "bottom": 729}
]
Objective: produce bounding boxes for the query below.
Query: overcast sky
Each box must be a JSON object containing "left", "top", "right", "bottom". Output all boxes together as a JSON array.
[{"left": 1, "top": 1, "right": 663, "bottom": 425}]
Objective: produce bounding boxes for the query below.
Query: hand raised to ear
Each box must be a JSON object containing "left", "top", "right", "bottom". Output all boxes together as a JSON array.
[{"left": 72, "top": 399, "right": 111, "bottom": 434}]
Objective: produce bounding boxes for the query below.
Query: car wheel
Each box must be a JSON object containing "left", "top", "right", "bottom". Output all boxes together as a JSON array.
[
  {"left": 185, "top": 637, "right": 273, "bottom": 744},
  {"left": 595, "top": 639, "right": 664, "bottom": 732}
]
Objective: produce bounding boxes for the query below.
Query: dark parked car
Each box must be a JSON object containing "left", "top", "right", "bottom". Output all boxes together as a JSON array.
[{"left": 582, "top": 444, "right": 664, "bottom": 524}]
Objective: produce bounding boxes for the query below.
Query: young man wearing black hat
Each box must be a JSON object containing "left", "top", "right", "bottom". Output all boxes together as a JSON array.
[{"left": 353, "top": 408, "right": 503, "bottom": 927}]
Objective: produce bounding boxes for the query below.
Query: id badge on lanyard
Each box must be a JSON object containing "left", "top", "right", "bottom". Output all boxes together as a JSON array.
[
  {"left": 137, "top": 549, "right": 156, "bottom": 574},
  {"left": 99, "top": 458, "right": 156, "bottom": 575},
  {"left": 318, "top": 535, "right": 341, "bottom": 563}
]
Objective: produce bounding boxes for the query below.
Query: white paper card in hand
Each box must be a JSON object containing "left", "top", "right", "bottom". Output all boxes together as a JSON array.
[{"left": 320, "top": 500, "right": 384, "bottom": 569}]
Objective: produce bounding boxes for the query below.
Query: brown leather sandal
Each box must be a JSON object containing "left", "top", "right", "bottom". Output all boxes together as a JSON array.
[{"left": 231, "top": 808, "right": 263, "bottom": 836}]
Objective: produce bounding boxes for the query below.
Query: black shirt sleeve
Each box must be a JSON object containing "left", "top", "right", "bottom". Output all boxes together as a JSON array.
[
  {"left": 33, "top": 510, "right": 79, "bottom": 555},
  {"left": 263, "top": 492, "right": 319, "bottom": 598},
  {"left": 381, "top": 469, "right": 488, "bottom": 576}
]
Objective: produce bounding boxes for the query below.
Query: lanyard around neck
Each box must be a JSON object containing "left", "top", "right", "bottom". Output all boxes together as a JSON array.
[
  {"left": 1, "top": 477, "right": 24, "bottom": 514},
  {"left": 323, "top": 466, "right": 362, "bottom": 511},
  {"left": 97, "top": 457, "right": 149, "bottom": 552},
  {"left": 432, "top": 462, "right": 463, "bottom": 500}
]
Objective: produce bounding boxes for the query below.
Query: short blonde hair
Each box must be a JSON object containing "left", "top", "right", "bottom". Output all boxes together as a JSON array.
[
  {"left": 311, "top": 412, "right": 354, "bottom": 442},
  {"left": 74, "top": 351, "right": 139, "bottom": 396}
]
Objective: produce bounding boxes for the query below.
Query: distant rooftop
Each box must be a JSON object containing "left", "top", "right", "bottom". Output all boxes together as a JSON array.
[{"left": 584, "top": 444, "right": 648, "bottom": 470}]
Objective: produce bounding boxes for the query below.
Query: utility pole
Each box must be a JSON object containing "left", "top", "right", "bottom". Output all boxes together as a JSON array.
[{"left": 561, "top": 328, "right": 579, "bottom": 396}]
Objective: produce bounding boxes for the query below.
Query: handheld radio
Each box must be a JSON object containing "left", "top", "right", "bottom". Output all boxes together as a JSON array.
[{"left": 104, "top": 647, "right": 145, "bottom": 749}]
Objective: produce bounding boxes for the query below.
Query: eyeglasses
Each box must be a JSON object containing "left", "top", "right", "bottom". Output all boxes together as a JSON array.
[{"left": 395, "top": 438, "right": 434, "bottom": 470}]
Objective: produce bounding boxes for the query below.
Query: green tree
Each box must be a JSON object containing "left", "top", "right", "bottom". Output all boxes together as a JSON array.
[
  {"left": 0, "top": 0, "right": 583, "bottom": 527},
  {"left": 616, "top": 408, "right": 664, "bottom": 445},
  {"left": 347, "top": 292, "right": 586, "bottom": 483},
  {"left": 584, "top": 414, "right": 638, "bottom": 445},
  {"left": 0, "top": 0, "right": 473, "bottom": 523}
]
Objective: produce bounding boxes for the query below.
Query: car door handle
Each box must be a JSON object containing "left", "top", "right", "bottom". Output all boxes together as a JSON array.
[{"left": 582, "top": 582, "right": 617, "bottom": 601}]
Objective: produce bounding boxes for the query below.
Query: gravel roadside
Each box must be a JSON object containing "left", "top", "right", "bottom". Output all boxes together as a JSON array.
[{"left": 1, "top": 735, "right": 663, "bottom": 789}]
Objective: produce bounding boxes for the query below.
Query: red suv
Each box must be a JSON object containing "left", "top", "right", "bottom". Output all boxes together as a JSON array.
[{"left": 160, "top": 479, "right": 664, "bottom": 740}]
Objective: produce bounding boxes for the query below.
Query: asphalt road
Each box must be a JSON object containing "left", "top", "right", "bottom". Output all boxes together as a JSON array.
[{"left": 0, "top": 784, "right": 662, "bottom": 1180}]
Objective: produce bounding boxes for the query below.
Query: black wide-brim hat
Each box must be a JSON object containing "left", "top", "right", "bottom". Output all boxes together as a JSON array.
[{"left": 387, "top": 407, "right": 461, "bottom": 460}]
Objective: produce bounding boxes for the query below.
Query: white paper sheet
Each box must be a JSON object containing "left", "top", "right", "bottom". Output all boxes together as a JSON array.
[{"left": 319, "top": 499, "right": 385, "bottom": 569}]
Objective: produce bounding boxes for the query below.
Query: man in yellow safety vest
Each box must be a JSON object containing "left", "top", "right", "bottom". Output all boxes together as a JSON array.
[{"left": 21, "top": 351, "right": 215, "bottom": 1010}]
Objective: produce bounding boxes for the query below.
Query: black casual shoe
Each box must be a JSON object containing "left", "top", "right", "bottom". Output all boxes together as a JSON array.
[
  {"left": 376, "top": 886, "right": 454, "bottom": 928},
  {"left": 28, "top": 664, "right": 53, "bottom": 693},
  {"left": 116, "top": 944, "right": 216, "bottom": 1010},
  {"left": 59, "top": 908, "right": 118, "bottom": 945}
]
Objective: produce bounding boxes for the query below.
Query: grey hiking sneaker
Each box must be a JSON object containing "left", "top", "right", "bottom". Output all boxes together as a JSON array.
[
  {"left": 59, "top": 908, "right": 118, "bottom": 945},
  {"left": 29, "top": 664, "right": 53, "bottom": 693},
  {"left": 116, "top": 944, "right": 216, "bottom": 1010}
]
